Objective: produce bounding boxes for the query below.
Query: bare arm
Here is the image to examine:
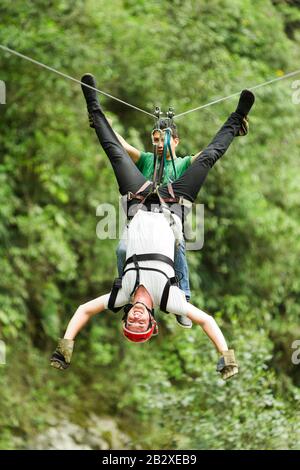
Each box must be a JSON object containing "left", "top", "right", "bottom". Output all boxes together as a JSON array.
[
  {"left": 114, "top": 130, "right": 141, "bottom": 163},
  {"left": 107, "top": 119, "right": 141, "bottom": 163},
  {"left": 186, "top": 303, "right": 228, "bottom": 353},
  {"left": 64, "top": 293, "right": 110, "bottom": 340}
]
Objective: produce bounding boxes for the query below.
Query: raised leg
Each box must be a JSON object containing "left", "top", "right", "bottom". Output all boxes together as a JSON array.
[
  {"left": 81, "top": 74, "right": 148, "bottom": 195},
  {"left": 159, "top": 112, "right": 243, "bottom": 202}
]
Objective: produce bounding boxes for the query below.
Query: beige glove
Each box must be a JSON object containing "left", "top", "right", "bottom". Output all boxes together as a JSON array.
[
  {"left": 216, "top": 349, "right": 239, "bottom": 380},
  {"left": 50, "top": 338, "right": 74, "bottom": 370}
]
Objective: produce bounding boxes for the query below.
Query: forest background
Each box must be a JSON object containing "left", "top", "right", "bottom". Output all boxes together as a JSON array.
[{"left": 1, "top": 0, "right": 300, "bottom": 450}]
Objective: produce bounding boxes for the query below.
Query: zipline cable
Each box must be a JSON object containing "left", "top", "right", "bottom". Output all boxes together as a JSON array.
[
  {"left": 175, "top": 69, "right": 300, "bottom": 119},
  {"left": 0, "top": 44, "right": 156, "bottom": 118},
  {"left": 1, "top": 44, "right": 300, "bottom": 120}
]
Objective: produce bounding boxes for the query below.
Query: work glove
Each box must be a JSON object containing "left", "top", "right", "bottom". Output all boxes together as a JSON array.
[
  {"left": 50, "top": 338, "right": 74, "bottom": 370},
  {"left": 237, "top": 116, "right": 249, "bottom": 136},
  {"left": 216, "top": 349, "right": 238, "bottom": 380}
]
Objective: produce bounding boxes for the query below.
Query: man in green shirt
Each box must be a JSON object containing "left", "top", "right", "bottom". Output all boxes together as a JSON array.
[{"left": 113, "top": 121, "right": 200, "bottom": 181}]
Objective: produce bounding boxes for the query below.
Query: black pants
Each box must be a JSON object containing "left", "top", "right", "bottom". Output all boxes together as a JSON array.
[{"left": 91, "top": 108, "right": 243, "bottom": 212}]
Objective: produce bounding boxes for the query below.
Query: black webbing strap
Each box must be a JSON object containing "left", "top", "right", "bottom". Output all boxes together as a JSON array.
[
  {"left": 108, "top": 277, "right": 123, "bottom": 313},
  {"left": 124, "top": 253, "right": 174, "bottom": 269},
  {"left": 129, "top": 254, "right": 140, "bottom": 296},
  {"left": 167, "top": 183, "right": 175, "bottom": 199},
  {"left": 152, "top": 146, "right": 158, "bottom": 186},
  {"left": 160, "top": 276, "right": 178, "bottom": 313},
  {"left": 123, "top": 266, "right": 172, "bottom": 279},
  {"left": 127, "top": 181, "right": 152, "bottom": 202}
]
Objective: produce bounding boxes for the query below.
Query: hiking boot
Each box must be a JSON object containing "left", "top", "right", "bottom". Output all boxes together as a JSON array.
[
  {"left": 235, "top": 89, "right": 255, "bottom": 117},
  {"left": 81, "top": 73, "right": 101, "bottom": 127},
  {"left": 175, "top": 314, "right": 192, "bottom": 328}
]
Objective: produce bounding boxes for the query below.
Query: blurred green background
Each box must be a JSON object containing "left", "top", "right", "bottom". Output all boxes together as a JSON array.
[{"left": 1, "top": 0, "right": 300, "bottom": 450}]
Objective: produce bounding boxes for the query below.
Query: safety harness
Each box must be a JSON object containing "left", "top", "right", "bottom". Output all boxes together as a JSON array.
[
  {"left": 125, "top": 107, "right": 192, "bottom": 221},
  {"left": 151, "top": 106, "right": 177, "bottom": 186},
  {"left": 108, "top": 252, "right": 179, "bottom": 314}
]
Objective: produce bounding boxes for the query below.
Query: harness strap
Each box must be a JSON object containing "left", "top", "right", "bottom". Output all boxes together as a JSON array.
[
  {"left": 124, "top": 253, "right": 174, "bottom": 269},
  {"left": 124, "top": 252, "right": 178, "bottom": 313},
  {"left": 108, "top": 269, "right": 178, "bottom": 314},
  {"left": 157, "top": 130, "right": 168, "bottom": 184},
  {"left": 123, "top": 266, "right": 173, "bottom": 280},
  {"left": 127, "top": 180, "right": 154, "bottom": 218},
  {"left": 127, "top": 181, "right": 192, "bottom": 214},
  {"left": 127, "top": 192, "right": 145, "bottom": 201},
  {"left": 152, "top": 150, "right": 158, "bottom": 185},
  {"left": 167, "top": 182, "right": 175, "bottom": 199},
  {"left": 160, "top": 276, "right": 178, "bottom": 313},
  {"left": 127, "top": 180, "right": 152, "bottom": 201},
  {"left": 166, "top": 131, "right": 177, "bottom": 181},
  {"left": 128, "top": 254, "right": 140, "bottom": 296},
  {"left": 157, "top": 197, "right": 177, "bottom": 203},
  {"left": 136, "top": 180, "right": 152, "bottom": 194},
  {"left": 108, "top": 277, "right": 123, "bottom": 313}
]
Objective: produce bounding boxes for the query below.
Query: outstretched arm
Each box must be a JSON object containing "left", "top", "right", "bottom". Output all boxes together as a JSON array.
[
  {"left": 186, "top": 303, "right": 227, "bottom": 353},
  {"left": 185, "top": 303, "right": 238, "bottom": 380},
  {"left": 50, "top": 293, "right": 110, "bottom": 370},
  {"left": 107, "top": 119, "right": 141, "bottom": 163},
  {"left": 64, "top": 293, "right": 110, "bottom": 340},
  {"left": 114, "top": 130, "right": 141, "bottom": 163}
]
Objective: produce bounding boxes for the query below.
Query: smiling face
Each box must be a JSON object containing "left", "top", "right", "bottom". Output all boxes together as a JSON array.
[
  {"left": 152, "top": 130, "right": 179, "bottom": 159},
  {"left": 125, "top": 302, "right": 151, "bottom": 333}
]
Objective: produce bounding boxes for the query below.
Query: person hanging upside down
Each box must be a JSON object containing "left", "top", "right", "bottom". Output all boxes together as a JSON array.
[
  {"left": 50, "top": 74, "right": 255, "bottom": 380},
  {"left": 114, "top": 118, "right": 195, "bottom": 329},
  {"left": 105, "top": 102, "right": 248, "bottom": 329}
]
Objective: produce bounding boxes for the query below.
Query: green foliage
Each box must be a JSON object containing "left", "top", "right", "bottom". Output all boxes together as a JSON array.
[{"left": 0, "top": 0, "right": 300, "bottom": 450}]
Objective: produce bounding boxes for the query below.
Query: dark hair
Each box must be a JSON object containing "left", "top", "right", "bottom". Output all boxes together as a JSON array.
[{"left": 153, "top": 119, "right": 179, "bottom": 138}]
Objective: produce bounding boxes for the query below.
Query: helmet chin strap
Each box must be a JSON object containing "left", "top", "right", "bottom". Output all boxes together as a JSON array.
[
  {"left": 123, "top": 301, "right": 153, "bottom": 315},
  {"left": 130, "top": 301, "right": 153, "bottom": 315}
]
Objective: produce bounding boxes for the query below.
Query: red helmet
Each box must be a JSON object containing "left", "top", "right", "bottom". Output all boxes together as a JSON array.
[{"left": 122, "top": 303, "right": 158, "bottom": 343}]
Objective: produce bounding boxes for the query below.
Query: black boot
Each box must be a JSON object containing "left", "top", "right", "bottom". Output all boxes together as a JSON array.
[
  {"left": 81, "top": 73, "right": 101, "bottom": 127},
  {"left": 235, "top": 89, "right": 255, "bottom": 117},
  {"left": 235, "top": 90, "right": 255, "bottom": 136}
]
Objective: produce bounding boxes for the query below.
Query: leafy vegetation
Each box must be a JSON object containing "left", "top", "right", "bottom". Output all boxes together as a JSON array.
[{"left": 0, "top": 0, "right": 300, "bottom": 449}]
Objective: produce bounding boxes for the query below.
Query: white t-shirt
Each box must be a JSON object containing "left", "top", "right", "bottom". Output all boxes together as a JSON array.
[{"left": 104, "top": 209, "right": 188, "bottom": 316}]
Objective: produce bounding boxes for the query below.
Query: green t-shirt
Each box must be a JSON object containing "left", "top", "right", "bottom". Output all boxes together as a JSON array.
[{"left": 136, "top": 152, "right": 192, "bottom": 184}]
